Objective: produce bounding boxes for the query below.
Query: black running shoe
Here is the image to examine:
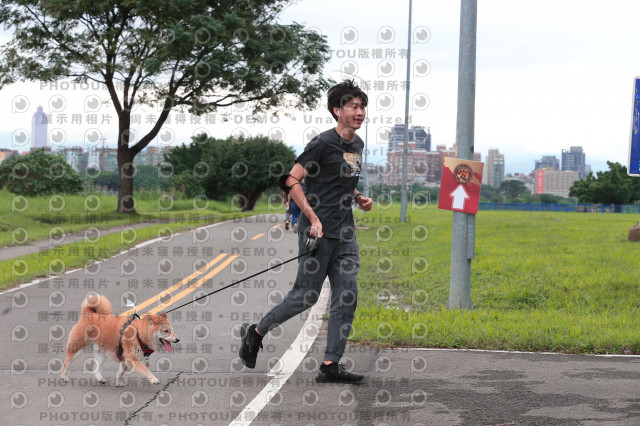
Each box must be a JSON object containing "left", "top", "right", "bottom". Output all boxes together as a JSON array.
[
  {"left": 315, "top": 362, "right": 364, "bottom": 384},
  {"left": 239, "top": 323, "right": 263, "bottom": 368}
]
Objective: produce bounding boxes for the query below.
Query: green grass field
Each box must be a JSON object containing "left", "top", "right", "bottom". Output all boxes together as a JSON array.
[
  {"left": 0, "top": 188, "right": 277, "bottom": 247},
  {"left": 352, "top": 204, "right": 640, "bottom": 354},
  {"left": 0, "top": 189, "right": 281, "bottom": 290}
]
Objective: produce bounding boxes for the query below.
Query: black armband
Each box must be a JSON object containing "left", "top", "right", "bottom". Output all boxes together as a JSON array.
[{"left": 277, "top": 174, "right": 301, "bottom": 194}]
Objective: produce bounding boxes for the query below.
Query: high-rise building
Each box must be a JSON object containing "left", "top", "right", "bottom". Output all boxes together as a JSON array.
[
  {"left": 425, "top": 151, "right": 444, "bottom": 183},
  {"left": 385, "top": 141, "right": 429, "bottom": 186},
  {"left": 484, "top": 148, "right": 505, "bottom": 187},
  {"left": 60, "top": 147, "right": 85, "bottom": 173},
  {"left": 561, "top": 146, "right": 587, "bottom": 180},
  {"left": 31, "top": 106, "right": 48, "bottom": 149},
  {"left": 535, "top": 155, "right": 559, "bottom": 171},
  {"left": 389, "top": 124, "right": 431, "bottom": 151},
  {"left": 535, "top": 168, "right": 579, "bottom": 198}
]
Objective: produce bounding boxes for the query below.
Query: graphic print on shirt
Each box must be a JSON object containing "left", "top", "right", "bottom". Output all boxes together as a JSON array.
[{"left": 342, "top": 153, "right": 362, "bottom": 177}]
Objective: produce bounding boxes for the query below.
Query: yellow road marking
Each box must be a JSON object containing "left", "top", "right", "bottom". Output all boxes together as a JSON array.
[
  {"left": 147, "top": 254, "right": 239, "bottom": 315},
  {"left": 120, "top": 253, "right": 228, "bottom": 316},
  {"left": 251, "top": 233, "right": 265, "bottom": 240}
]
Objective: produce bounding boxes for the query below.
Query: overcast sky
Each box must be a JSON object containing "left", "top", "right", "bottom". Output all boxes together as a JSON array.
[{"left": 1, "top": 0, "right": 639, "bottom": 174}]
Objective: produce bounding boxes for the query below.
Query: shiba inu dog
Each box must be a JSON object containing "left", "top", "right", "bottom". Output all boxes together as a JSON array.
[{"left": 61, "top": 294, "right": 179, "bottom": 386}]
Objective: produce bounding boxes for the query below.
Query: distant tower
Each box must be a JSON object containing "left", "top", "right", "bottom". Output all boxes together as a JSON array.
[
  {"left": 535, "top": 155, "right": 559, "bottom": 171},
  {"left": 31, "top": 106, "right": 48, "bottom": 148},
  {"left": 484, "top": 148, "right": 505, "bottom": 188},
  {"left": 561, "top": 146, "right": 587, "bottom": 180}
]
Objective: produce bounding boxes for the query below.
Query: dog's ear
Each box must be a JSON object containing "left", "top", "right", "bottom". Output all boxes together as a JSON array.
[
  {"left": 160, "top": 312, "right": 167, "bottom": 318},
  {"left": 146, "top": 315, "right": 155, "bottom": 325}
]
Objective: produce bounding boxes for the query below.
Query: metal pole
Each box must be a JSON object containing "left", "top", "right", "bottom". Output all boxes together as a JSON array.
[
  {"left": 448, "top": 0, "right": 477, "bottom": 310},
  {"left": 364, "top": 114, "right": 369, "bottom": 197},
  {"left": 400, "top": 0, "right": 412, "bottom": 223}
]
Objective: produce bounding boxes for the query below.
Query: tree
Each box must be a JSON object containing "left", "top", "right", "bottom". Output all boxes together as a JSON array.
[
  {"left": 0, "top": 0, "right": 330, "bottom": 212},
  {"left": 89, "top": 170, "right": 119, "bottom": 192},
  {"left": 166, "top": 135, "right": 295, "bottom": 211},
  {"left": 162, "top": 134, "right": 207, "bottom": 178},
  {"left": 167, "top": 171, "right": 205, "bottom": 199},
  {"left": 0, "top": 149, "right": 84, "bottom": 196},
  {"left": 133, "top": 164, "right": 168, "bottom": 191},
  {"left": 480, "top": 184, "right": 501, "bottom": 202},
  {"left": 570, "top": 162, "right": 640, "bottom": 205},
  {"left": 499, "top": 180, "right": 529, "bottom": 200}
]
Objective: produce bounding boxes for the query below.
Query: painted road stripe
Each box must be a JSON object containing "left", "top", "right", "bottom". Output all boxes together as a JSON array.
[
  {"left": 251, "top": 233, "right": 265, "bottom": 240},
  {"left": 230, "top": 280, "right": 330, "bottom": 426},
  {"left": 120, "top": 253, "right": 228, "bottom": 316},
  {"left": 147, "top": 254, "right": 239, "bottom": 315}
]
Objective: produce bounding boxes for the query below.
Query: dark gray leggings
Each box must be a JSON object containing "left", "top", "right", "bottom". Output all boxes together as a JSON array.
[{"left": 256, "top": 232, "right": 359, "bottom": 362}]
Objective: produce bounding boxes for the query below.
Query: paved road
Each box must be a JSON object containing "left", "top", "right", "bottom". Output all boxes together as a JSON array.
[
  {"left": 0, "top": 215, "right": 217, "bottom": 261},
  {"left": 2, "top": 214, "right": 640, "bottom": 425}
]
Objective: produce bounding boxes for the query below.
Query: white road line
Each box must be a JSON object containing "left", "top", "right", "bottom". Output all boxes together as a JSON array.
[{"left": 230, "top": 280, "right": 330, "bottom": 426}]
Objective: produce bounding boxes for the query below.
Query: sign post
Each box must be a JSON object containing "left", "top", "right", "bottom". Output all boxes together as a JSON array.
[
  {"left": 445, "top": 0, "right": 478, "bottom": 311},
  {"left": 438, "top": 158, "right": 483, "bottom": 215},
  {"left": 629, "top": 76, "right": 640, "bottom": 176}
]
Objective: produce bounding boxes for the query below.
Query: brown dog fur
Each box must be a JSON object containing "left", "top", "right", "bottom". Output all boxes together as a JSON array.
[{"left": 61, "top": 293, "right": 180, "bottom": 386}]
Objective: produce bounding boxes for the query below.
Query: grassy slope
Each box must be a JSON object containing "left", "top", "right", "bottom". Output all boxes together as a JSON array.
[
  {"left": 0, "top": 188, "right": 262, "bottom": 247},
  {"left": 0, "top": 189, "right": 282, "bottom": 290}
]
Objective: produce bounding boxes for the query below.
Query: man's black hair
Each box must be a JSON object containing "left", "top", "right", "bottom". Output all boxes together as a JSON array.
[{"left": 327, "top": 79, "right": 368, "bottom": 121}]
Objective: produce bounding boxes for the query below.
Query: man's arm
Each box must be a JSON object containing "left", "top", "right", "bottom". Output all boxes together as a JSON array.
[
  {"left": 285, "top": 163, "right": 323, "bottom": 238},
  {"left": 353, "top": 188, "right": 373, "bottom": 211}
]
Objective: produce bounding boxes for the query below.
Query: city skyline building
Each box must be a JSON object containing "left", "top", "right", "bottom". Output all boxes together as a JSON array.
[
  {"left": 389, "top": 124, "right": 431, "bottom": 151},
  {"left": 536, "top": 168, "right": 579, "bottom": 198},
  {"left": 535, "top": 155, "right": 560, "bottom": 171},
  {"left": 562, "top": 146, "right": 588, "bottom": 180},
  {"left": 484, "top": 148, "right": 505, "bottom": 188},
  {"left": 31, "top": 106, "right": 48, "bottom": 149}
]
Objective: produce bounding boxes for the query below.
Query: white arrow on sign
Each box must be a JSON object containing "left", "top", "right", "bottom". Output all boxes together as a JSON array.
[{"left": 450, "top": 185, "right": 469, "bottom": 210}]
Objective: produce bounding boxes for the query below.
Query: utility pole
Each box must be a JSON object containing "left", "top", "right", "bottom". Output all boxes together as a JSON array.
[
  {"left": 400, "top": 0, "right": 413, "bottom": 223},
  {"left": 448, "top": 0, "right": 477, "bottom": 310}
]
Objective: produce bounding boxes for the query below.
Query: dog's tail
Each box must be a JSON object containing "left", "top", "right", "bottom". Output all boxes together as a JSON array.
[{"left": 81, "top": 293, "right": 112, "bottom": 316}]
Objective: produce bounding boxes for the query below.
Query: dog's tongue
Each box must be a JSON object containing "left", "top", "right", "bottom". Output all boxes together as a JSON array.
[{"left": 162, "top": 339, "right": 173, "bottom": 353}]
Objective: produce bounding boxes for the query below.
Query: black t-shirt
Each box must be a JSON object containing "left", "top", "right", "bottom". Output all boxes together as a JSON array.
[{"left": 295, "top": 128, "right": 364, "bottom": 240}]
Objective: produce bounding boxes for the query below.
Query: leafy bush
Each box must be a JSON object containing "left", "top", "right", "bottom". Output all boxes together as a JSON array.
[{"left": 0, "top": 149, "right": 84, "bottom": 196}]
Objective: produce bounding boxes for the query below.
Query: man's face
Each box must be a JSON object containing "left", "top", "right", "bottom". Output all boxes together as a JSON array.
[{"left": 336, "top": 96, "right": 366, "bottom": 130}]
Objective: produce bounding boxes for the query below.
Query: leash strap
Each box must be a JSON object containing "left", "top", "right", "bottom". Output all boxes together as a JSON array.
[{"left": 164, "top": 236, "right": 320, "bottom": 314}]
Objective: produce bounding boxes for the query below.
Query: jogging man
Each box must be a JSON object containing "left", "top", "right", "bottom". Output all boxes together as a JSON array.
[{"left": 239, "top": 79, "right": 373, "bottom": 383}]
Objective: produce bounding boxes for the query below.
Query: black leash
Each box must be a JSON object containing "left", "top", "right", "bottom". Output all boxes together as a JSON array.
[{"left": 164, "top": 236, "right": 320, "bottom": 314}]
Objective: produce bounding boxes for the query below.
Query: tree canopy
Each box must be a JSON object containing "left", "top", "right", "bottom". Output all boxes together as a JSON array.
[
  {"left": 570, "top": 161, "right": 640, "bottom": 204},
  {"left": 499, "top": 180, "right": 529, "bottom": 199},
  {"left": 0, "top": 149, "right": 84, "bottom": 196},
  {"left": 0, "top": 0, "right": 330, "bottom": 211},
  {"left": 165, "top": 134, "right": 296, "bottom": 210}
]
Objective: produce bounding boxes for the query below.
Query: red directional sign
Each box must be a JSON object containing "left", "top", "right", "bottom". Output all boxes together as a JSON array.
[{"left": 437, "top": 158, "right": 484, "bottom": 214}]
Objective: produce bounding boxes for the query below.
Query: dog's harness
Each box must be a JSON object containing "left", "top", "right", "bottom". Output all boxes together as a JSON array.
[{"left": 117, "top": 313, "right": 154, "bottom": 367}]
